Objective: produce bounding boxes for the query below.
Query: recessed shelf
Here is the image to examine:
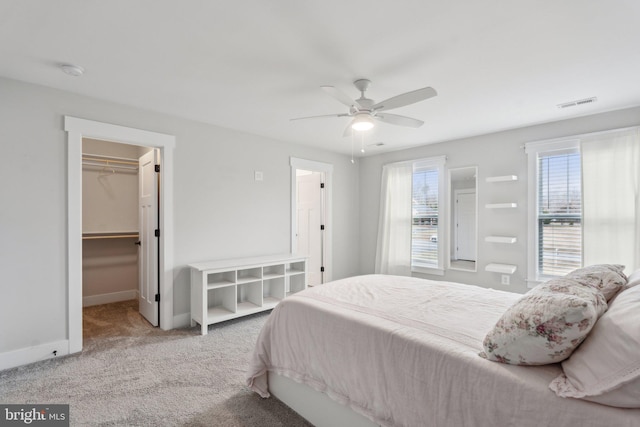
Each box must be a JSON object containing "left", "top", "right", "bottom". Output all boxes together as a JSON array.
[
  {"left": 486, "top": 175, "right": 518, "bottom": 182},
  {"left": 485, "top": 236, "right": 517, "bottom": 244},
  {"left": 485, "top": 263, "right": 517, "bottom": 274},
  {"left": 486, "top": 203, "right": 518, "bottom": 209}
]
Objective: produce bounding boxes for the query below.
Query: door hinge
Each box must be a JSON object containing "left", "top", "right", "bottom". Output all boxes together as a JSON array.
[
  {"left": 155, "top": 294, "right": 160, "bottom": 302},
  {"left": 155, "top": 229, "right": 160, "bottom": 237},
  {"left": 320, "top": 266, "right": 325, "bottom": 272},
  {"left": 320, "top": 182, "right": 325, "bottom": 189},
  {"left": 320, "top": 224, "right": 325, "bottom": 230},
  {"left": 155, "top": 164, "right": 160, "bottom": 173}
]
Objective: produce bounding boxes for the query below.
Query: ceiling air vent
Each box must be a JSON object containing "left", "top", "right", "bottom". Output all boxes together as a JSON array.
[{"left": 557, "top": 97, "right": 598, "bottom": 109}]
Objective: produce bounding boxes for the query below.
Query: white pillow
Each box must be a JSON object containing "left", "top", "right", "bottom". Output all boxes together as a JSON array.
[
  {"left": 624, "top": 269, "right": 640, "bottom": 289},
  {"left": 566, "top": 264, "right": 627, "bottom": 301},
  {"left": 480, "top": 277, "right": 607, "bottom": 365},
  {"left": 549, "top": 285, "right": 640, "bottom": 407}
]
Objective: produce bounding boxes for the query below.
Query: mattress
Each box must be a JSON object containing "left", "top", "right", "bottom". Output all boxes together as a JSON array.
[{"left": 247, "top": 274, "right": 639, "bottom": 427}]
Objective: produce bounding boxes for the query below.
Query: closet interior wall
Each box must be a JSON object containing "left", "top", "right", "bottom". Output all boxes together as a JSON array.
[{"left": 82, "top": 138, "right": 150, "bottom": 307}]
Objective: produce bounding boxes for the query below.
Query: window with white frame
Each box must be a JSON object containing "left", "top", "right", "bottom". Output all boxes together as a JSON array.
[
  {"left": 526, "top": 140, "right": 582, "bottom": 282},
  {"left": 411, "top": 157, "right": 446, "bottom": 273}
]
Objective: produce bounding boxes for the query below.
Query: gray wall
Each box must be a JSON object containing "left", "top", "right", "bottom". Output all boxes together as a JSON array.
[
  {"left": 82, "top": 139, "right": 140, "bottom": 303},
  {"left": 359, "top": 106, "right": 640, "bottom": 294},
  {"left": 0, "top": 77, "right": 360, "bottom": 354}
]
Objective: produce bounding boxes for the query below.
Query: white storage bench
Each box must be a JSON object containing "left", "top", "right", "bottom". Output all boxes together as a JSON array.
[{"left": 189, "top": 254, "right": 307, "bottom": 335}]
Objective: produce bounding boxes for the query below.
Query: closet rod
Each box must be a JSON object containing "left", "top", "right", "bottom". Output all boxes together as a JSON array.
[{"left": 82, "top": 233, "right": 139, "bottom": 240}]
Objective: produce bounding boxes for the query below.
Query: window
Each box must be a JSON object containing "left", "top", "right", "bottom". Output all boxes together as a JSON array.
[
  {"left": 411, "top": 158, "right": 446, "bottom": 273},
  {"left": 537, "top": 151, "right": 582, "bottom": 276},
  {"left": 526, "top": 139, "right": 582, "bottom": 282}
]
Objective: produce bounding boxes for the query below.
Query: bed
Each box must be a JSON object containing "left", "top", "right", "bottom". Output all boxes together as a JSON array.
[{"left": 246, "top": 273, "right": 640, "bottom": 427}]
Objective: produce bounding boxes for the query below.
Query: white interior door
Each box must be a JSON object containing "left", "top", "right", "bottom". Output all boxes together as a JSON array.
[
  {"left": 138, "top": 150, "right": 159, "bottom": 326},
  {"left": 455, "top": 191, "right": 476, "bottom": 261},
  {"left": 296, "top": 171, "right": 323, "bottom": 286}
]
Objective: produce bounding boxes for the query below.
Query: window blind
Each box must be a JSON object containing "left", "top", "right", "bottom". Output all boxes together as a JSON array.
[
  {"left": 537, "top": 151, "right": 582, "bottom": 276},
  {"left": 412, "top": 168, "right": 439, "bottom": 267}
]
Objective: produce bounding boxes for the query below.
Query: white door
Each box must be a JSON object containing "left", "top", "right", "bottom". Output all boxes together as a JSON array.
[
  {"left": 455, "top": 191, "right": 476, "bottom": 261},
  {"left": 138, "top": 150, "right": 159, "bottom": 326},
  {"left": 296, "top": 171, "right": 323, "bottom": 286}
]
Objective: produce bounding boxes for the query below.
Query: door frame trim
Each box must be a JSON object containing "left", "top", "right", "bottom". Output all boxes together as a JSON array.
[
  {"left": 65, "top": 116, "right": 175, "bottom": 354},
  {"left": 290, "top": 157, "right": 333, "bottom": 283}
]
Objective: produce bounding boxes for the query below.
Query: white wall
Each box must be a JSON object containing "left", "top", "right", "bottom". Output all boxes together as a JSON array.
[
  {"left": 0, "top": 77, "right": 360, "bottom": 358},
  {"left": 82, "top": 139, "right": 140, "bottom": 305},
  {"left": 359, "top": 106, "right": 640, "bottom": 294}
]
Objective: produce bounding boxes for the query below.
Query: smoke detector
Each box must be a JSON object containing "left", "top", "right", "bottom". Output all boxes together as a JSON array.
[{"left": 60, "top": 64, "right": 85, "bottom": 77}]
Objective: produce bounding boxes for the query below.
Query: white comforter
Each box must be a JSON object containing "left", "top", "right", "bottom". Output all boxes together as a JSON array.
[{"left": 246, "top": 274, "right": 639, "bottom": 427}]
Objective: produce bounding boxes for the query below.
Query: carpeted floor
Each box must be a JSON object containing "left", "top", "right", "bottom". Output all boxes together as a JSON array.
[{"left": 0, "top": 300, "right": 311, "bottom": 426}]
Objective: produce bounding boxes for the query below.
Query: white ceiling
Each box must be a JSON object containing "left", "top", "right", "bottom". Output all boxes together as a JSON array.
[{"left": 2, "top": 1, "right": 639, "bottom": 156}]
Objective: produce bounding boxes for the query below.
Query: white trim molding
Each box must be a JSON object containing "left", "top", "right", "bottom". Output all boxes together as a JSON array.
[
  {"left": 0, "top": 340, "right": 70, "bottom": 372},
  {"left": 64, "top": 116, "right": 176, "bottom": 355}
]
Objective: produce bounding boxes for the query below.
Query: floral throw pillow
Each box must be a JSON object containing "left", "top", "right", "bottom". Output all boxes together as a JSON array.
[
  {"left": 480, "top": 277, "right": 607, "bottom": 365},
  {"left": 566, "top": 264, "right": 627, "bottom": 301}
]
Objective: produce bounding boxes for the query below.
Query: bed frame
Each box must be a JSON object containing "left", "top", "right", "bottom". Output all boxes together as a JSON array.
[{"left": 269, "top": 372, "right": 379, "bottom": 427}]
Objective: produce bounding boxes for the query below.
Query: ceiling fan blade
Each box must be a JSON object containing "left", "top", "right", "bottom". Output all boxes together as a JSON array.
[
  {"left": 321, "top": 85, "right": 361, "bottom": 109},
  {"left": 372, "top": 87, "right": 437, "bottom": 111},
  {"left": 290, "top": 113, "right": 349, "bottom": 122},
  {"left": 375, "top": 113, "right": 424, "bottom": 128},
  {"left": 343, "top": 121, "right": 355, "bottom": 137}
]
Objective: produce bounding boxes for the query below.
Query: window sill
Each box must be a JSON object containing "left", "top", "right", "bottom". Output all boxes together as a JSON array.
[{"left": 412, "top": 265, "right": 445, "bottom": 276}]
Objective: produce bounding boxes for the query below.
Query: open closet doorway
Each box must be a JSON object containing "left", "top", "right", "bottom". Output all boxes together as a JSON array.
[
  {"left": 290, "top": 158, "right": 333, "bottom": 286},
  {"left": 82, "top": 139, "right": 159, "bottom": 333},
  {"left": 65, "top": 116, "right": 175, "bottom": 355}
]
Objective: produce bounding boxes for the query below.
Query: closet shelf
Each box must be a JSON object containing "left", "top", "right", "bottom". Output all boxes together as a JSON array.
[{"left": 82, "top": 232, "right": 139, "bottom": 240}]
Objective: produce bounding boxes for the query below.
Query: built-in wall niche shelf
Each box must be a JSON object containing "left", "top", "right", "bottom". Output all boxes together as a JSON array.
[
  {"left": 485, "top": 263, "right": 517, "bottom": 274},
  {"left": 82, "top": 231, "right": 139, "bottom": 240},
  {"left": 485, "top": 203, "right": 518, "bottom": 209},
  {"left": 486, "top": 175, "right": 518, "bottom": 183},
  {"left": 485, "top": 236, "right": 517, "bottom": 244},
  {"left": 189, "top": 254, "right": 307, "bottom": 335}
]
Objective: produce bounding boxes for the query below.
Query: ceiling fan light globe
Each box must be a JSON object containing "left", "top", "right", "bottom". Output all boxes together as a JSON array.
[{"left": 351, "top": 114, "right": 375, "bottom": 131}]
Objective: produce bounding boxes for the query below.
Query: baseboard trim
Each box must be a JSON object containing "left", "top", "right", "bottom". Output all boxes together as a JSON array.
[
  {"left": 0, "top": 340, "right": 70, "bottom": 371},
  {"left": 83, "top": 290, "right": 138, "bottom": 307},
  {"left": 172, "top": 312, "right": 191, "bottom": 329}
]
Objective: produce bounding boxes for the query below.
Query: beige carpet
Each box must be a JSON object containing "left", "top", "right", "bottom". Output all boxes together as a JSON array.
[{"left": 0, "top": 301, "right": 311, "bottom": 426}]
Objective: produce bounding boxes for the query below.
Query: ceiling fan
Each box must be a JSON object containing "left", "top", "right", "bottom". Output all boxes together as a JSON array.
[{"left": 291, "top": 79, "right": 437, "bottom": 136}]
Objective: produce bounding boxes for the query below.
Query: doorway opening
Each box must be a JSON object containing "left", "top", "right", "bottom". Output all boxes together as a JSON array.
[
  {"left": 451, "top": 188, "right": 477, "bottom": 270},
  {"left": 81, "top": 139, "right": 159, "bottom": 341},
  {"left": 290, "top": 158, "right": 333, "bottom": 285},
  {"left": 65, "top": 116, "right": 175, "bottom": 355}
]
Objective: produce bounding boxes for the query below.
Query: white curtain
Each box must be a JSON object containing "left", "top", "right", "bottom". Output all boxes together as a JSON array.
[
  {"left": 581, "top": 128, "right": 640, "bottom": 273},
  {"left": 375, "top": 162, "right": 413, "bottom": 275}
]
